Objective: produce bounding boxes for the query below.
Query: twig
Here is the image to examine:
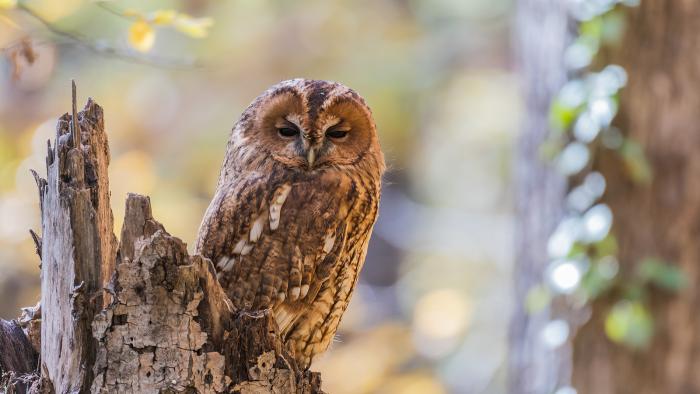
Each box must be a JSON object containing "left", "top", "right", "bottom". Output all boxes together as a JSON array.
[
  {"left": 94, "top": 2, "right": 129, "bottom": 19},
  {"left": 7, "top": 3, "right": 202, "bottom": 69}
]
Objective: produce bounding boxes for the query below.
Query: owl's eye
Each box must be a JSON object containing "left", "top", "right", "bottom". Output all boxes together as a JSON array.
[
  {"left": 277, "top": 127, "right": 299, "bottom": 138},
  {"left": 326, "top": 129, "right": 349, "bottom": 139}
]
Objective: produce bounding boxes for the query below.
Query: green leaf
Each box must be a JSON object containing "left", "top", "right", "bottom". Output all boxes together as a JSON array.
[
  {"left": 600, "top": 9, "right": 626, "bottom": 45},
  {"left": 549, "top": 98, "right": 580, "bottom": 133},
  {"left": 575, "top": 34, "right": 601, "bottom": 59},
  {"left": 604, "top": 300, "right": 653, "bottom": 349},
  {"left": 619, "top": 138, "right": 653, "bottom": 184},
  {"left": 525, "top": 284, "right": 552, "bottom": 314},
  {"left": 637, "top": 258, "right": 687, "bottom": 292},
  {"left": 580, "top": 16, "right": 603, "bottom": 41},
  {"left": 593, "top": 234, "right": 618, "bottom": 258},
  {"left": 567, "top": 242, "right": 588, "bottom": 259},
  {"left": 581, "top": 260, "right": 615, "bottom": 299},
  {"left": 623, "top": 283, "right": 645, "bottom": 301}
]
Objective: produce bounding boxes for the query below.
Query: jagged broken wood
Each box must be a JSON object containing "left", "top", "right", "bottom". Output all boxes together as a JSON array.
[{"left": 0, "top": 84, "right": 323, "bottom": 393}]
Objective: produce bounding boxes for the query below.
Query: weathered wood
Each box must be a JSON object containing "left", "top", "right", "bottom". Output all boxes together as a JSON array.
[
  {"left": 38, "top": 85, "right": 116, "bottom": 393},
  {"left": 225, "top": 311, "right": 323, "bottom": 394},
  {"left": 0, "top": 319, "right": 38, "bottom": 393},
  {"left": 510, "top": 0, "right": 572, "bottom": 392},
  {"left": 2, "top": 86, "right": 324, "bottom": 393},
  {"left": 91, "top": 194, "right": 231, "bottom": 393},
  {"left": 17, "top": 303, "right": 41, "bottom": 356},
  {"left": 91, "top": 194, "right": 322, "bottom": 393}
]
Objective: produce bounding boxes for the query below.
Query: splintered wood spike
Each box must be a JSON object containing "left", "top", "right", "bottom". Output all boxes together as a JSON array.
[{"left": 71, "top": 80, "right": 80, "bottom": 148}]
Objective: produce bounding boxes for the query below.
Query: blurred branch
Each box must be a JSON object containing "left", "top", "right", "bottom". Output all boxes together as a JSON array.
[
  {"left": 1, "top": 3, "right": 202, "bottom": 69},
  {"left": 94, "top": 1, "right": 126, "bottom": 19}
]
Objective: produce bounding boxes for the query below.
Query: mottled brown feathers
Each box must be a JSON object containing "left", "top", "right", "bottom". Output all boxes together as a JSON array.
[{"left": 195, "top": 79, "right": 384, "bottom": 368}]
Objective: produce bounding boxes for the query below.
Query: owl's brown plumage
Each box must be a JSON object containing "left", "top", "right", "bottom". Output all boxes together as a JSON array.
[{"left": 195, "top": 79, "right": 385, "bottom": 368}]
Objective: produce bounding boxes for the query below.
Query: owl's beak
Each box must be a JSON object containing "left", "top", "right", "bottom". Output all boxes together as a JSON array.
[
  {"left": 302, "top": 133, "right": 318, "bottom": 168},
  {"left": 307, "top": 147, "right": 316, "bottom": 167}
]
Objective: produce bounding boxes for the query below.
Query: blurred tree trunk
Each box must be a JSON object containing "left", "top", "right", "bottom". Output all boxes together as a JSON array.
[
  {"left": 572, "top": 2, "right": 700, "bottom": 393},
  {"left": 509, "top": 0, "right": 571, "bottom": 393}
]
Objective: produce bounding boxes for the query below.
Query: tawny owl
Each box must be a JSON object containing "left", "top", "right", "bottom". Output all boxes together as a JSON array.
[{"left": 195, "top": 79, "right": 385, "bottom": 369}]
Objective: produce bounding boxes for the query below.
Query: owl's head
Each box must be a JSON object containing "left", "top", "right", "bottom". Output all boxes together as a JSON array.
[{"left": 223, "top": 79, "right": 385, "bottom": 180}]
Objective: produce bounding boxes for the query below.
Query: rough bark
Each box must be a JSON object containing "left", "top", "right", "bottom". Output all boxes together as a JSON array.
[
  {"left": 1, "top": 85, "right": 324, "bottom": 393},
  {"left": 509, "top": 0, "right": 571, "bottom": 393},
  {"left": 572, "top": 2, "right": 700, "bottom": 393},
  {"left": 0, "top": 318, "right": 38, "bottom": 393},
  {"left": 89, "top": 194, "right": 322, "bottom": 393}
]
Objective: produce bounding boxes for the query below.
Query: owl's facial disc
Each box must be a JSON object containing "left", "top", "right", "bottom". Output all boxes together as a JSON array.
[{"left": 243, "top": 82, "right": 381, "bottom": 173}]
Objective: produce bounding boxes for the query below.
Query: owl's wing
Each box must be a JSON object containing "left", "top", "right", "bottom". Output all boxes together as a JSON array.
[
  {"left": 195, "top": 172, "right": 271, "bottom": 265},
  {"left": 195, "top": 171, "right": 359, "bottom": 317}
]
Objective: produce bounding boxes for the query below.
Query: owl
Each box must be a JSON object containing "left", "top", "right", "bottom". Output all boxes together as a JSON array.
[{"left": 195, "top": 79, "right": 385, "bottom": 369}]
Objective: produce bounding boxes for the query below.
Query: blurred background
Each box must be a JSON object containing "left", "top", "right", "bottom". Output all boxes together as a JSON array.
[{"left": 0, "top": 0, "right": 517, "bottom": 392}]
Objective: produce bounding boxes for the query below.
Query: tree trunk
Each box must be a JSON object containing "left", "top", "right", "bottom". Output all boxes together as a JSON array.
[
  {"left": 572, "top": 2, "right": 700, "bottom": 393},
  {"left": 509, "top": 0, "right": 571, "bottom": 393},
  {"left": 0, "top": 84, "right": 324, "bottom": 394}
]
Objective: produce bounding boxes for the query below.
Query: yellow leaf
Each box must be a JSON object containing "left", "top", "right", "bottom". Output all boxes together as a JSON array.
[
  {"left": 0, "top": 0, "right": 17, "bottom": 9},
  {"left": 128, "top": 20, "right": 155, "bottom": 53},
  {"left": 151, "top": 9, "right": 176, "bottom": 25},
  {"left": 173, "top": 15, "right": 213, "bottom": 38},
  {"left": 26, "top": 0, "right": 81, "bottom": 21}
]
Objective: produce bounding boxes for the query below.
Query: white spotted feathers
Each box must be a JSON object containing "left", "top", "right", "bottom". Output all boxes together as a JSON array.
[
  {"left": 269, "top": 184, "right": 292, "bottom": 231},
  {"left": 218, "top": 184, "right": 292, "bottom": 275}
]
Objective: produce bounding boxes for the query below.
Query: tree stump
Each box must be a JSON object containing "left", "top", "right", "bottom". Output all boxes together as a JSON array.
[{"left": 0, "top": 83, "right": 324, "bottom": 394}]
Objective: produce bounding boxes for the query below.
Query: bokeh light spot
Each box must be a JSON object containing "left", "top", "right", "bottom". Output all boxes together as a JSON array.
[
  {"left": 540, "top": 319, "right": 570, "bottom": 348},
  {"left": 547, "top": 260, "right": 582, "bottom": 294}
]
